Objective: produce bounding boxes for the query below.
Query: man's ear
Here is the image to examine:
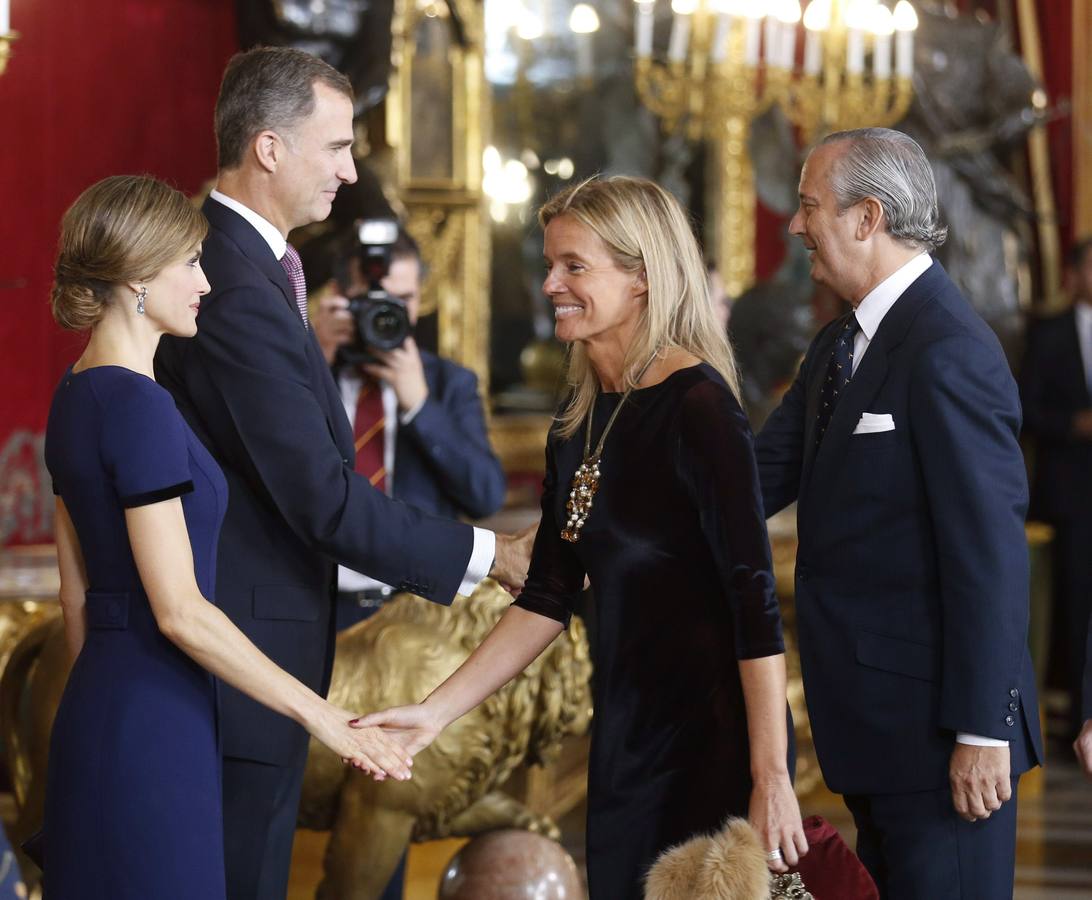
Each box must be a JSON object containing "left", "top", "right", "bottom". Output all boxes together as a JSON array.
[
  {"left": 856, "top": 197, "right": 885, "bottom": 241},
  {"left": 253, "top": 130, "right": 283, "bottom": 174}
]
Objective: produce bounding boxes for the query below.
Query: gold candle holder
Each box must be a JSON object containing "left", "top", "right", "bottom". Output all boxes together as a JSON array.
[{"left": 634, "top": 7, "right": 788, "bottom": 298}]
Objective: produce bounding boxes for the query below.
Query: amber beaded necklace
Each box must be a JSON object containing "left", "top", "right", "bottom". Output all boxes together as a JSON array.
[{"left": 561, "top": 353, "right": 657, "bottom": 543}]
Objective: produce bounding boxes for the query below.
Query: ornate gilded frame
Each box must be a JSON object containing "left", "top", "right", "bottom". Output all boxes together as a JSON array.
[{"left": 386, "top": 0, "right": 491, "bottom": 391}]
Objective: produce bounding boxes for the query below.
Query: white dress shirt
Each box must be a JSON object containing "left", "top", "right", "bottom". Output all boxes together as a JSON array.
[
  {"left": 1075, "top": 302, "right": 1092, "bottom": 398},
  {"left": 851, "top": 253, "right": 933, "bottom": 376},
  {"left": 849, "top": 251, "right": 1005, "bottom": 748},
  {"left": 207, "top": 191, "right": 495, "bottom": 597}
]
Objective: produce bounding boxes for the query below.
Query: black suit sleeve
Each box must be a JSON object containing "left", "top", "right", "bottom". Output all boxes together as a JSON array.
[
  {"left": 399, "top": 363, "right": 506, "bottom": 519},
  {"left": 190, "top": 282, "right": 473, "bottom": 602},
  {"left": 1019, "top": 321, "right": 1080, "bottom": 442},
  {"left": 755, "top": 323, "right": 833, "bottom": 517},
  {"left": 910, "top": 333, "right": 1031, "bottom": 739}
]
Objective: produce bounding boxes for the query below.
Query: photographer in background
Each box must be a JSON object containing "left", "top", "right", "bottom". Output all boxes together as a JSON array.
[{"left": 305, "top": 225, "right": 507, "bottom": 631}]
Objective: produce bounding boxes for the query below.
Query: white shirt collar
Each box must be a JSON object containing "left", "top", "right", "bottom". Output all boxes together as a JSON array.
[
  {"left": 209, "top": 190, "right": 287, "bottom": 260},
  {"left": 853, "top": 253, "right": 933, "bottom": 340},
  {"left": 1075, "top": 301, "right": 1092, "bottom": 329}
]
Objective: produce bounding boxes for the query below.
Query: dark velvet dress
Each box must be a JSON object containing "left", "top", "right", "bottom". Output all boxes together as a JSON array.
[
  {"left": 514, "top": 363, "right": 785, "bottom": 899},
  {"left": 43, "top": 366, "right": 228, "bottom": 899}
]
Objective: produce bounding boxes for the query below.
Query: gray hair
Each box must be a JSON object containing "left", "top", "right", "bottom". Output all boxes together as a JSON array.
[
  {"left": 820, "top": 128, "right": 948, "bottom": 251},
  {"left": 215, "top": 47, "right": 353, "bottom": 171}
]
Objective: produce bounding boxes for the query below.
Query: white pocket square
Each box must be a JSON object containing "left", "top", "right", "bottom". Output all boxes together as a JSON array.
[{"left": 853, "top": 412, "right": 895, "bottom": 435}]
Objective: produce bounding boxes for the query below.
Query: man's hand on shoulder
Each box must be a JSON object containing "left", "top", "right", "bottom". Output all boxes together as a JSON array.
[
  {"left": 949, "top": 742, "right": 1011, "bottom": 822},
  {"left": 1074, "top": 720, "right": 1092, "bottom": 777},
  {"left": 363, "top": 337, "right": 429, "bottom": 414}
]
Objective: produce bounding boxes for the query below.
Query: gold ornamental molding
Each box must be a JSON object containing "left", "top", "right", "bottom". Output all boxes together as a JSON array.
[
  {"left": 1074, "top": 0, "right": 1092, "bottom": 241},
  {"left": 1015, "top": 0, "right": 1064, "bottom": 312},
  {"left": 388, "top": 0, "right": 491, "bottom": 392}
]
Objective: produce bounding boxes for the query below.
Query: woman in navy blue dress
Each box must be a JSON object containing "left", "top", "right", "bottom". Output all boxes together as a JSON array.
[{"left": 42, "top": 176, "right": 413, "bottom": 899}]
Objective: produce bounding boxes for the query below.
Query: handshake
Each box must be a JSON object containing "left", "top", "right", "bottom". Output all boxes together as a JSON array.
[{"left": 312, "top": 521, "right": 541, "bottom": 781}]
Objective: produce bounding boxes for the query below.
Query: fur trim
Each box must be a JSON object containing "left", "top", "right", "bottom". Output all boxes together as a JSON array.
[
  {"left": 695, "top": 819, "right": 770, "bottom": 900},
  {"left": 646, "top": 818, "right": 770, "bottom": 900},
  {"left": 644, "top": 834, "right": 709, "bottom": 900}
]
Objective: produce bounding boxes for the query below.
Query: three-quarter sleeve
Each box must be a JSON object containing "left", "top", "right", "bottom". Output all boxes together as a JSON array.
[
  {"left": 100, "top": 380, "right": 194, "bottom": 508},
  {"left": 511, "top": 438, "right": 587, "bottom": 628},
  {"left": 675, "top": 380, "right": 784, "bottom": 659}
]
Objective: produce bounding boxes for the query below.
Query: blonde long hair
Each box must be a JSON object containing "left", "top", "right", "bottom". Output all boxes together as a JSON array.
[{"left": 539, "top": 175, "right": 740, "bottom": 439}]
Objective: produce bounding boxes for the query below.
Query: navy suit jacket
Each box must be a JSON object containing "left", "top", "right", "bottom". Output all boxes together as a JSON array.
[
  {"left": 756, "top": 261, "right": 1042, "bottom": 796},
  {"left": 1018, "top": 308, "right": 1092, "bottom": 522},
  {"left": 155, "top": 198, "right": 474, "bottom": 766},
  {"left": 386, "top": 351, "right": 505, "bottom": 520}
]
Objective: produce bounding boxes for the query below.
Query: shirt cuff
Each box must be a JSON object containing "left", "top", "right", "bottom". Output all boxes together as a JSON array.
[
  {"left": 458, "top": 527, "right": 496, "bottom": 596},
  {"left": 398, "top": 397, "right": 427, "bottom": 426},
  {"left": 956, "top": 732, "right": 1009, "bottom": 747}
]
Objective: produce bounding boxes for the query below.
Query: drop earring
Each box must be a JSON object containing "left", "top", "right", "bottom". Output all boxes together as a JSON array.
[{"left": 136, "top": 285, "right": 147, "bottom": 316}]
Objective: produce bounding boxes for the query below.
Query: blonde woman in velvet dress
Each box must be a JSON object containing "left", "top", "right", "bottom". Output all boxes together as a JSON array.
[{"left": 357, "top": 176, "right": 807, "bottom": 897}]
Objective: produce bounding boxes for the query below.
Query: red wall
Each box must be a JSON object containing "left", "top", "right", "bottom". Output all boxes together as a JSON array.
[{"left": 0, "top": 1, "right": 237, "bottom": 542}]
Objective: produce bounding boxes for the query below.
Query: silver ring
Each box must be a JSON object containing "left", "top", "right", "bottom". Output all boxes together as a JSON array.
[{"left": 766, "top": 848, "right": 783, "bottom": 861}]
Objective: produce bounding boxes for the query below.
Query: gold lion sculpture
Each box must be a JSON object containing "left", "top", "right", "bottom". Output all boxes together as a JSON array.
[{"left": 1, "top": 579, "right": 593, "bottom": 900}]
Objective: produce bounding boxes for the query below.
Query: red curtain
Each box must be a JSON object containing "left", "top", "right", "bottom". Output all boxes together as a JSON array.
[{"left": 0, "top": 1, "right": 237, "bottom": 543}]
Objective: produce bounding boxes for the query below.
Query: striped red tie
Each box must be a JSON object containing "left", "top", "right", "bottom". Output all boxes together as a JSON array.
[{"left": 353, "top": 377, "right": 386, "bottom": 492}]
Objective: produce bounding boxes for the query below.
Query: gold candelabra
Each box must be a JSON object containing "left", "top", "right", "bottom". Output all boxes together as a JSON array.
[{"left": 634, "top": 0, "right": 918, "bottom": 297}]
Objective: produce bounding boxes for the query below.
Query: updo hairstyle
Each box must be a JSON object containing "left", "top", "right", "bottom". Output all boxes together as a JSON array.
[{"left": 51, "top": 175, "right": 208, "bottom": 331}]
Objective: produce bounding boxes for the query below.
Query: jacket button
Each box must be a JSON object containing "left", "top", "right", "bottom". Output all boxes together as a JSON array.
[
  {"left": 1004, "top": 715, "right": 1015, "bottom": 727},
  {"left": 1008, "top": 702, "right": 1018, "bottom": 712},
  {"left": 1009, "top": 688, "right": 1019, "bottom": 698}
]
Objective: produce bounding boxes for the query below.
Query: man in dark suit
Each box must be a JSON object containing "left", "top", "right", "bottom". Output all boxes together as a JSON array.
[
  {"left": 305, "top": 226, "right": 505, "bottom": 900},
  {"left": 1019, "top": 238, "right": 1092, "bottom": 742},
  {"left": 307, "top": 226, "right": 507, "bottom": 631},
  {"left": 756, "top": 128, "right": 1042, "bottom": 899},
  {"left": 155, "top": 48, "right": 529, "bottom": 899}
]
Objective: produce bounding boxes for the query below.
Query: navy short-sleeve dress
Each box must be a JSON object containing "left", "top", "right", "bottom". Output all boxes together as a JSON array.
[{"left": 43, "top": 365, "right": 229, "bottom": 899}]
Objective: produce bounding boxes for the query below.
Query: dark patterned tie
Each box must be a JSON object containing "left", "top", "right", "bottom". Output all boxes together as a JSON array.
[
  {"left": 815, "top": 313, "right": 861, "bottom": 447},
  {"left": 353, "top": 375, "right": 387, "bottom": 492},
  {"left": 279, "top": 243, "right": 309, "bottom": 328}
]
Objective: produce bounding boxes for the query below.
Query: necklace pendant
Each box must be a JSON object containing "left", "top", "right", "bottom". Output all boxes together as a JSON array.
[{"left": 560, "top": 455, "right": 601, "bottom": 543}]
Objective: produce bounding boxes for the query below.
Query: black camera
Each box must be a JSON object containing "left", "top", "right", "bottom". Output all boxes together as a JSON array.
[{"left": 338, "top": 219, "right": 412, "bottom": 365}]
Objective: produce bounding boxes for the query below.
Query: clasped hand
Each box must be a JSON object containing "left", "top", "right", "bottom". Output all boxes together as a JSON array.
[
  {"left": 949, "top": 742, "right": 1011, "bottom": 822},
  {"left": 310, "top": 702, "right": 415, "bottom": 782}
]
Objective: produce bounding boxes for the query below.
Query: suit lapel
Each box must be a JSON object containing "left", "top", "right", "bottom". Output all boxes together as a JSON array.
[
  {"left": 800, "top": 261, "right": 947, "bottom": 533},
  {"left": 201, "top": 197, "right": 300, "bottom": 325}
]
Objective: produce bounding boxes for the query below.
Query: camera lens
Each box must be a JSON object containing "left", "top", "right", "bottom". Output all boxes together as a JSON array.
[
  {"left": 369, "top": 303, "right": 406, "bottom": 344},
  {"left": 348, "top": 291, "right": 411, "bottom": 353}
]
